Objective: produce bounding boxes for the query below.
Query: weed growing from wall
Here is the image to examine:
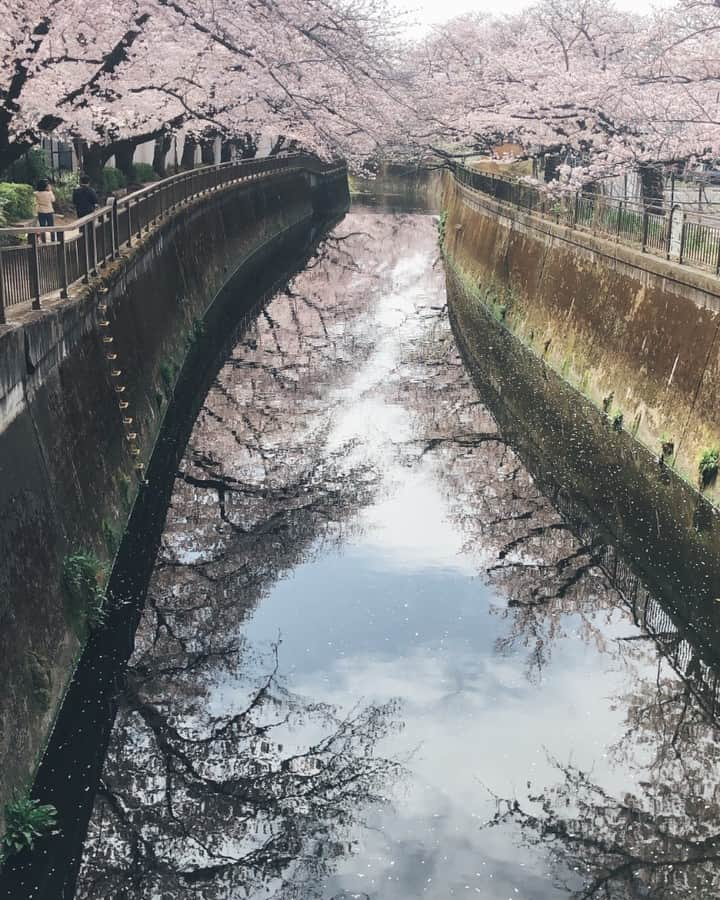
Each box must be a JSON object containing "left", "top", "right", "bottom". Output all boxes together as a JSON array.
[
  {"left": 699, "top": 448, "right": 720, "bottom": 488},
  {"left": 437, "top": 211, "right": 447, "bottom": 249},
  {"left": 1, "top": 797, "right": 58, "bottom": 861},
  {"left": 62, "top": 551, "right": 107, "bottom": 635}
]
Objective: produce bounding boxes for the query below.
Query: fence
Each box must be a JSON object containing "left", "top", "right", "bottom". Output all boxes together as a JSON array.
[
  {"left": 452, "top": 163, "right": 720, "bottom": 276},
  {"left": 0, "top": 154, "right": 346, "bottom": 323}
]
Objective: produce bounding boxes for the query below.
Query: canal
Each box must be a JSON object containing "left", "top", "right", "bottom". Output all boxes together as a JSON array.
[{"left": 11, "top": 208, "right": 720, "bottom": 898}]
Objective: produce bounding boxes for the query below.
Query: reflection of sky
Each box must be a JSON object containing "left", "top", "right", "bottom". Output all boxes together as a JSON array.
[
  {"left": 204, "top": 220, "right": 659, "bottom": 899},
  {"left": 240, "top": 544, "right": 640, "bottom": 899}
]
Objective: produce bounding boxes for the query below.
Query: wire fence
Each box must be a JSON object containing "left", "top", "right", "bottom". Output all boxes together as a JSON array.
[
  {"left": 0, "top": 154, "right": 346, "bottom": 323},
  {"left": 453, "top": 163, "right": 720, "bottom": 276}
]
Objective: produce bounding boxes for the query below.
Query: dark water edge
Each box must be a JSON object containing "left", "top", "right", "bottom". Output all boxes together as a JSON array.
[
  {"left": 0, "top": 213, "right": 346, "bottom": 900},
  {"left": 446, "top": 264, "right": 720, "bottom": 701}
]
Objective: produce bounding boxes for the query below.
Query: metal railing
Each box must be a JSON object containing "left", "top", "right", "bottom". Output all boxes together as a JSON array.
[
  {"left": 453, "top": 163, "right": 720, "bottom": 277},
  {"left": 0, "top": 154, "right": 346, "bottom": 323}
]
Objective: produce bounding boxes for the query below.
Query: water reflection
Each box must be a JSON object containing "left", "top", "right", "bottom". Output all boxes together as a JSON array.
[{"left": 77, "top": 212, "right": 720, "bottom": 899}]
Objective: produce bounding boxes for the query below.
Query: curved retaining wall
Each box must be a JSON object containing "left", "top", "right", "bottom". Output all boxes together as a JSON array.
[{"left": 0, "top": 166, "right": 349, "bottom": 823}]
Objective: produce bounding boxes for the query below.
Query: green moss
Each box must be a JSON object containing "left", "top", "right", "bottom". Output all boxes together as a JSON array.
[
  {"left": 26, "top": 652, "right": 51, "bottom": 712},
  {"left": 102, "top": 518, "right": 119, "bottom": 557},
  {"left": 184, "top": 316, "right": 205, "bottom": 350},
  {"left": 437, "top": 211, "right": 447, "bottom": 248},
  {"left": 159, "top": 360, "right": 177, "bottom": 393},
  {"left": 611, "top": 409, "right": 624, "bottom": 432},
  {"left": 119, "top": 473, "right": 132, "bottom": 508}
]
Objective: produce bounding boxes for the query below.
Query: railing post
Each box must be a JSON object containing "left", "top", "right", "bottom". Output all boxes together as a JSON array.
[
  {"left": 111, "top": 198, "right": 120, "bottom": 258},
  {"left": 127, "top": 203, "right": 133, "bottom": 247},
  {"left": 93, "top": 217, "right": 100, "bottom": 273},
  {"left": 616, "top": 201, "right": 623, "bottom": 240},
  {"left": 0, "top": 246, "right": 6, "bottom": 324},
  {"left": 573, "top": 193, "right": 579, "bottom": 228},
  {"left": 29, "top": 233, "right": 42, "bottom": 309},
  {"left": 82, "top": 224, "right": 91, "bottom": 282},
  {"left": 715, "top": 232, "right": 720, "bottom": 275},
  {"left": 98, "top": 210, "right": 107, "bottom": 264},
  {"left": 666, "top": 207, "right": 675, "bottom": 260},
  {"left": 679, "top": 218, "right": 687, "bottom": 265},
  {"left": 641, "top": 211, "right": 649, "bottom": 252},
  {"left": 59, "top": 230, "right": 69, "bottom": 298}
]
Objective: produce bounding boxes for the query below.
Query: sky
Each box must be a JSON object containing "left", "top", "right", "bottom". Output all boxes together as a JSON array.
[{"left": 405, "top": 0, "right": 672, "bottom": 31}]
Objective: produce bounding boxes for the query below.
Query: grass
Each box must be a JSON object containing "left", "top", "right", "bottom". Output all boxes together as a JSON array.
[{"left": 1, "top": 798, "right": 58, "bottom": 861}]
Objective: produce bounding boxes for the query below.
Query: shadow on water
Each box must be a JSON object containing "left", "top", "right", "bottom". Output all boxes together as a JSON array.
[{"left": 0, "top": 214, "right": 345, "bottom": 900}]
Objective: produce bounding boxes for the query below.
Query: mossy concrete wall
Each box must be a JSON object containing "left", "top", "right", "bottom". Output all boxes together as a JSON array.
[
  {"left": 442, "top": 173, "right": 720, "bottom": 502},
  {"left": 0, "top": 167, "right": 348, "bottom": 824}
]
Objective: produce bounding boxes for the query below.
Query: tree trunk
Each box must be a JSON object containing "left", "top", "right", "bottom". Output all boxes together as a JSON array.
[
  {"left": 200, "top": 138, "right": 216, "bottom": 165},
  {"left": 542, "top": 152, "right": 562, "bottom": 183},
  {"left": 238, "top": 133, "right": 259, "bottom": 159},
  {"left": 80, "top": 142, "right": 111, "bottom": 185},
  {"left": 112, "top": 139, "right": 135, "bottom": 179},
  {"left": 269, "top": 135, "right": 286, "bottom": 156},
  {"left": 153, "top": 133, "right": 173, "bottom": 175},
  {"left": 639, "top": 164, "right": 665, "bottom": 214},
  {"left": 181, "top": 135, "right": 197, "bottom": 169}
]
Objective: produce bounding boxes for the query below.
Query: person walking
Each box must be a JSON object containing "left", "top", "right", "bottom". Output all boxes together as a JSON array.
[
  {"left": 34, "top": 178, "right": 56, "bottom": 242},
  {"left": 72, "top": 175, "right": 98, "bottom": 219}
]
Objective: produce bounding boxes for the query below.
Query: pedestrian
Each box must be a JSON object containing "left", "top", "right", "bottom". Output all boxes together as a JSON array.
[
  {"left": 34, "top": 178, "right": 56, "bottom": 243},
  {"left": 72, "top": 174, "right": 98, "bottom": 219}
]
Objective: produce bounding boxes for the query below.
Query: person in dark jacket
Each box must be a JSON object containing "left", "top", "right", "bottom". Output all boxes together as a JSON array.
[{"left": 72, "top": 175, "right": 98, "bottom": 218}]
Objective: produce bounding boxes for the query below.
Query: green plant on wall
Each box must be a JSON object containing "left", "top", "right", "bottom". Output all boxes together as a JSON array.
[
  {"left": 1, "top": 797, "right": 58, "bottom": 861},
  {"left": 102, "top": 518, "right": 119, "bottom": 557},
  {"left": 160, "top": 360, "right": 177, "bottom": 393},
  {"left": 698, "top": 447, "right": 720, "bottom": 488},
  {"left": 62, "top": 551, "right": 107, "bottom": 634},
  {"left": 611, "top": 409, "right": 624, "bottom": 432},
  {"left": 437, "top": 211, "right": 447, "bottom": 248}
]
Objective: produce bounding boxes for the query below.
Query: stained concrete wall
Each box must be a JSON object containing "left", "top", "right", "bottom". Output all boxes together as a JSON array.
[
  {"left": 442, "top": 173, "right": 720, "bottom": 503},
  {"left": 0, "top": 167, "right": 349, "bottom": 824}
]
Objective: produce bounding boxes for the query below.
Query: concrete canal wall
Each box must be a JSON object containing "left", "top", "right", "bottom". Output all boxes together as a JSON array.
[
  {"left": 442, "top": 172, "right": 720, "bottom": 504},
  {"left": 0, "top": 166, "right": 349, "bottom": 824},
  {"left": 442, "top": 171, "right": 720, "bottom": 664}
]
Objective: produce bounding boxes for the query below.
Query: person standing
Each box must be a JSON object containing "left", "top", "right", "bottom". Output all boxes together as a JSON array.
[
  {"left": 72, "top": 175, "right": 98, "bottom": 219},
  {"left": 34, "top": 178, "right": 56, "bottom": 242}
]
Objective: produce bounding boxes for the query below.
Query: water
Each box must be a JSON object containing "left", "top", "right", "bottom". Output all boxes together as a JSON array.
[{"left": 66, "top": 211, "right": 720, "bottom": 898}]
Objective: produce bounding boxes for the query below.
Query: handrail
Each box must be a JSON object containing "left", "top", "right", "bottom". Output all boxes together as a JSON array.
[
  {"left": 0, "top": 153, "right": 346, "bottom": 322},
  {"left": 452, "top": 162, "right": 720, "bottom": 278}
]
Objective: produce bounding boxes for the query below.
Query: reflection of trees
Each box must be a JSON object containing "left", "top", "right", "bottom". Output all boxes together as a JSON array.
[
  {"left": 78, "top": 645, "right": 401, "bottom": 900},
  {"left": 77, "top": 216, "right": 408, "bottom": 899},
  {"left": 383, "top": 244, "right": 720, "bottom": 898},
  {"left": 391, "top": 301, "right": 616, "bottom": 680}
]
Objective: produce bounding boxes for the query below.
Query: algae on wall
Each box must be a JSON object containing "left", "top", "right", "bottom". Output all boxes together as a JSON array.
[{"left": 440, "top": 170, "right": 720, "bottom": 506}]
